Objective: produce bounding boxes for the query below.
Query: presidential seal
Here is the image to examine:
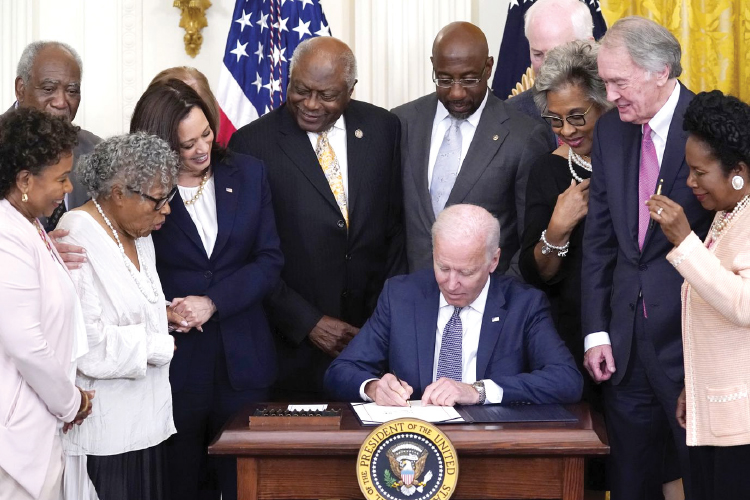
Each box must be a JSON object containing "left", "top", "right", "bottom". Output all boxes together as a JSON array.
[{"left": 357, "top": 418, "right": 459, "bottom": 500}]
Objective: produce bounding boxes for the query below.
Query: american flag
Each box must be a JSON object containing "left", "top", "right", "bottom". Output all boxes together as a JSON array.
[{"left": 216, "top": 0, "right": 331, "bottom": 144}]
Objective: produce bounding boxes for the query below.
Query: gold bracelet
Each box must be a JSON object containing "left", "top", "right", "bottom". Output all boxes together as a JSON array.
[{"left": 79, "top": 388, "right": 90, "bottom": 414}]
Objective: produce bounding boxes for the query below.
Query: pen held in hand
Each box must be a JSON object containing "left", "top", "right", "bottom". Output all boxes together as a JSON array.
[
  {"left": 649, "top": 178, "right": 665, "bottom": 230},
  {"left": 392, "top": 371, "right": 411, "bottom": 407}
]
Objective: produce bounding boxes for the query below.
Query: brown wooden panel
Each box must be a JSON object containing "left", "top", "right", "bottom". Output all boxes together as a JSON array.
[
  {"left": 256, "top": 457, "right": 363, "bottom": 499},
  {"left": 238, "top": 458, "right": 260, "bottom": 500},
  {"left": 562, "top": 457, "right": 584, "bottom": 500},
  {"left": 452, "top": 457, "right": 563, "bottom": 499}
]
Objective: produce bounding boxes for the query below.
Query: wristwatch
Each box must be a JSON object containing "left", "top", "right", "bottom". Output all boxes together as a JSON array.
[{"left": 472, "top": 380, "right": 486, "bottom": 405}]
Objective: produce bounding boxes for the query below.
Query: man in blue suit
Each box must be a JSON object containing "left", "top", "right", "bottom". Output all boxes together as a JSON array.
[
  {"left": 581, "top": 17, "right": 713, "bottom": 500},
  {"left": 326, "top": 204, "right": 581, "bottom": 406}
]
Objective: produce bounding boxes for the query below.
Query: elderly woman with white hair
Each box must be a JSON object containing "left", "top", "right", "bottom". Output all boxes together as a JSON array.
[{"left": 57, "top": 133, "right": 181, "bottom": 500}]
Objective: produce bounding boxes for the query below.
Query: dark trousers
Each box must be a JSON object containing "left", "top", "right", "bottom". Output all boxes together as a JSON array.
[
  {"left": 689, "top": 444, "right": 750, "bottom": 500},
  {"left": 604, "top": 300, "right": 692, "bottom": 500},
  {"left": 165, "top": 331, "right": 269, "bottom": 500}
]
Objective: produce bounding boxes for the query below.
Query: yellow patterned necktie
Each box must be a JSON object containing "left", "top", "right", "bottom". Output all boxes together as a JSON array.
[{"left": 315, "top": 130, "right": 349, "bottom": 227}]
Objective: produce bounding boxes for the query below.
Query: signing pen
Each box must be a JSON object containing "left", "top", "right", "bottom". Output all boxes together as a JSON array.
[
  {"left": 392, "top": 371, "right": 411, "bottom": 407},
  {"left": 649, "top": 178, "right": 665, "bottom": 230}
]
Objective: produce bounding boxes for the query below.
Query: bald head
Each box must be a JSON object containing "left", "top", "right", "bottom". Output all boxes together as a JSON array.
[
  {"left": 287, "top": 37, "right": 358, "bottom": 133},
  {"left": 431, "top": 23, "right": 493, "bottom": 119},
  {"left": 432, "top": 22, "right": 489, "bottom": 60}
]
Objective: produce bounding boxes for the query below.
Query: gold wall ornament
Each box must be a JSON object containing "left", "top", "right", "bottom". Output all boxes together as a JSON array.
[{"left": 174, "top": 0, "right": 212, "bottom": 58}]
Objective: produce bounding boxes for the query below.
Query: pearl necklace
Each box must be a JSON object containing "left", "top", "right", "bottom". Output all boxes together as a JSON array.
[
  {"left": 182, "top": 169, "right": 210, "bottom": 206},
  {"left": 710, "top": 194, "right": 750, "bottom": 241},
  {"left": 567, "top": 148, "right": 592, "bottom": 183},
  {"left": 92, "top": 199, "right": 159, "bottom": 303}
]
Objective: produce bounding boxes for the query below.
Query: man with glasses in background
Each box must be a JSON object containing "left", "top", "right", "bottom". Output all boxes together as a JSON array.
[{"left": 392, "top": 22, "right": 549, "bottom": 275}]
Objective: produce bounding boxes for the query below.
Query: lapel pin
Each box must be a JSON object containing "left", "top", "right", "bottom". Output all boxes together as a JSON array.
[
  {"left": 492, "top": 317, "right": 500, "bottom": 322},
  {"left": 355, "top": 129, "right": 364, "bottom": 138},
  {"left": 492, "top": 135, "right": 499, "bottom": 141},
  {"left": 226, "top": 188, "right": 233, "bottom": 193}
]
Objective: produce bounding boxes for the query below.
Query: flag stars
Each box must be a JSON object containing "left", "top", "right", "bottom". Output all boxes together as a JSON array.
[
  {"left": 263, "top": 78, "right": 282, "bottom": 94},
  {"left": 270, "top": 46, "right": 287, "bottom": 66},
  {"left": 230, "top": 40, "right": 249, "bottom": 62},
  {"left": 254, "top": 42, "right": 265, "bottom": 63},
  {"left": 315, "top": 22, "right": 331, "bottom": 37},
  {"left": 293, "top": 18, "right": 311, "bottom": 40},
  {"left": 299, "top": 0, "right": 314, "bottom": 10},
  {"left": 252, "top": 72, "right": 263, "bottom": 93},
  {"left": 274, "top": 16, "right": 289, "bottom": 33},
  {"left": 234, "top": 9, "right": 253, "bottom": 31},
  {"left": 257, "top": 12, "right": 269, "bottom": 33}
]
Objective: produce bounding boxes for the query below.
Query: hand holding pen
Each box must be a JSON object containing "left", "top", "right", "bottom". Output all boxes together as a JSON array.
[{"left": 364, "top": 372, "right": 413, "bottom": 407}]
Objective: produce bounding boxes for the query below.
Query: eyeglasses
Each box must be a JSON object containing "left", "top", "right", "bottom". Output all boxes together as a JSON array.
[
  {"left": 128, "top": 185, "right": 178, "bottom": 211},
  {"left": 541, "top": 103, "right": 595, "bottom": 128},
  {"left": 432, "top": 65, "right": 488, "bottom": 88}
]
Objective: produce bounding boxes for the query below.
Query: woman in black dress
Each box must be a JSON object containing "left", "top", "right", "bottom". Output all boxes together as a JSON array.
[{"left": 520, "top": 40, "right": 610, "bottom": 374}]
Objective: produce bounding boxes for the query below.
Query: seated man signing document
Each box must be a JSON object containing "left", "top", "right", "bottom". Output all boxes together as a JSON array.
[{"left": 325, "top": 204, "right": 582, "bottom": 406}]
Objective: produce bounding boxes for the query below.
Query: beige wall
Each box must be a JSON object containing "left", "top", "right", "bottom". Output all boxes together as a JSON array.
[{"left": 1, "top": 0, "right": 508, "bottom": 138}]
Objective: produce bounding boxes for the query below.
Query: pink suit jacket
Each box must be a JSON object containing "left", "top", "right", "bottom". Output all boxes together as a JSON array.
[{"left": 0, "top": 199, "right": 81, "bottom": 498}]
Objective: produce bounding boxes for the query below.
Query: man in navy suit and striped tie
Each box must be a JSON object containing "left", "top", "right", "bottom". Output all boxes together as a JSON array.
[{"left": 325, "top": 204, "right": 582, "bottom": 406}]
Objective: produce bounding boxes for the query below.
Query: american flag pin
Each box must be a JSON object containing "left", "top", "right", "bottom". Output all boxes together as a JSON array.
[
  {"left": 226, "top": 188, "right": 233, "bottom": 193},
  {"left": 492, "top": 135, "right": 499, "bottom": 141},
  {"left": 492, "top": 317, "right": 500, "bottom": 322},
  {"left": 355, "top": 129, "right": 363, "bottom": 138}
]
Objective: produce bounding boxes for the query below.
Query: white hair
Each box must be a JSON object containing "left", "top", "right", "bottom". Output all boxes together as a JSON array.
[
  {"left": 524, "top": 0, "right": 594, "bottom": 41},
  {"left": 431, "top": 204, "right": 500, "bottom": 262},
  {"left": 289, "top": 37, "right": 357, "bottom": 90},
  {"left": 16, "top": 41, "right": 83, "bottom": 83},
  {"left": 600, "top": 16, "right": 682, "bottom": 78}
]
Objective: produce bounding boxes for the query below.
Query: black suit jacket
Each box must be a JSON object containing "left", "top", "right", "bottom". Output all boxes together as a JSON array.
[
  {"left": 228, "top": 101, "right": 407, "bottom": 396},
  {"left": 152, "top": 153, "right": 284, "bottom": 392},
  {"left": 581, "top": 84, "right": 713, "bottom": 385},
  {"left": 505, "top": 88, "right": 557, "bottom": 151}
]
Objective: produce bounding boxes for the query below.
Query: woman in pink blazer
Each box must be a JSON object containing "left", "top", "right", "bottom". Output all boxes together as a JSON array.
[
  {"left": 0, "top": 109, "right": 94, "bottom": 500},
  {"left": 647, "top": 90, "right": 750, "bottom": 500}
]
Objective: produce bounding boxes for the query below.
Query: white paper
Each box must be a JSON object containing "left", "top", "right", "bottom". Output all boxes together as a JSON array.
[
  {"left": 286, "top": 404, "right": 329, "bottom": 411},
  {"left": 352, "top": 400, "right": 465, "bottom": 424}
]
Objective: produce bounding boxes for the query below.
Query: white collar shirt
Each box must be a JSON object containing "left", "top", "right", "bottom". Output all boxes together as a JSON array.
[
  {"left": 427, "top": 90, "right": 489, "bottom": 189},
  {"left": 306, "top": 115, "right": 349, "bottom": 198},
  {"left": 645, "top": 81, "right": 681, "bottom": 167}
]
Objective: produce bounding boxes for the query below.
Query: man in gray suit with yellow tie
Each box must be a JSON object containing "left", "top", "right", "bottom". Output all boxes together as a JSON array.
[{"left": 392, "top": 22, "right": 549, "bottom": 274}]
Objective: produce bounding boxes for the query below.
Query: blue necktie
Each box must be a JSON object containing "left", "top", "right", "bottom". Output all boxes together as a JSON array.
[
  {"left": 430, "top": 118, "right": 463, "bottom": 217},
  {"left": 436, "top": 307, "right": 463, "bottom": 381}
]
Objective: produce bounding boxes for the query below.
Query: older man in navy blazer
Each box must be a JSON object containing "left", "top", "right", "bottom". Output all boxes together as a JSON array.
[
  {"left": 581, "top": 17, "right": 713, "bottom": 500},
  {"left": 326, "top": 204, "right": 581, "bottom": 406}
]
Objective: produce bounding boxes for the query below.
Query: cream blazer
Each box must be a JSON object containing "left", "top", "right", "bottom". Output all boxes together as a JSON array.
[
  {"left": 667, "top": 209, "right": 750, "bottom": 447},
  {"left": 0, "top": 199, "right": 81, "bottom": 498}
]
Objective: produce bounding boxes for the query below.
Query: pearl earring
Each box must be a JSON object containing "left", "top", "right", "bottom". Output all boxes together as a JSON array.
[
  {"left": 21, "top": 192, "right": 28, "bottom": 203},
  {"left": 732, "top": 175, "right": 744, "bottom": 191}
]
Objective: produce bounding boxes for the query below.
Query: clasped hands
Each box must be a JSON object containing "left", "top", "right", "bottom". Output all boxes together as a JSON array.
[
  {"left": 309, "top": 315, "right": 359, "bottom": 357},
  {"left": 364, "top": 374, "right": 481, "bottom": 407},
  {"left": 167, "top": 296, "right": 216, "bottom": 332}
]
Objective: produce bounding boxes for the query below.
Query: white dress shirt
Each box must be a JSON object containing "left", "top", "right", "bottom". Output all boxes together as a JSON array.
[
  {"left": 360, "top": 278, "right": 503, "bottom": 404},
  {"left": 58, "top": 211, "right": 176, "bottom": 457},
  {"left": 584, "top": 80, "right": 682, "bottom": 352},
  {"left": 427, "top": 90, "right": 490, "bottom": 189},
  {"left": 306, "top": 115, "right": 349, "bottom": 198},
  {"left": 179, "top": 175, "right": 218, "bottom": 257}
]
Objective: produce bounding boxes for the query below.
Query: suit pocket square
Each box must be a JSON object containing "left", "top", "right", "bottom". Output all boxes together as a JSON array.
[{"left": 492, "top": 317, "right": 499, "bottom": 322}]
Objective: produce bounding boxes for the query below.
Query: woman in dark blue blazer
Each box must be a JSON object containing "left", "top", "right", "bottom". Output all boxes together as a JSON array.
[{"left": 130, "top": 79, "right": 283, "bottom": 500}]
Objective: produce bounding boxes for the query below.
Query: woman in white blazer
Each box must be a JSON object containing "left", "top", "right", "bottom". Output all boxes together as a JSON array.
[{"left": 0, "top": 108, "right": 94, "bottom": 500}]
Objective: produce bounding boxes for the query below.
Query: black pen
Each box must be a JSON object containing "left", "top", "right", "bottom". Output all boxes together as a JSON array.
[
  {"left": 648, "top": 178, "right": 665, "bottom": 230},
  {"left": 391, "top": 371, "right": 411, "bottom": 407}
]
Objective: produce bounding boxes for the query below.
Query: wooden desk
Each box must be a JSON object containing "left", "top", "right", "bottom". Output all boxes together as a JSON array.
[{"left": 209, "top": 403, "right": 608, "bottom": 500}]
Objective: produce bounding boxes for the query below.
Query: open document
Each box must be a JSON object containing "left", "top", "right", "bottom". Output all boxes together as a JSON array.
[{"left": 351, "top": 400, "right": 465, "bottom": 425}]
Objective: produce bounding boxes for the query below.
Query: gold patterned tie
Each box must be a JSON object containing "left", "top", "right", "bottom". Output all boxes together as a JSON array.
[{"left": 316, "top": 131, "right": 349, "bottom": 226}]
